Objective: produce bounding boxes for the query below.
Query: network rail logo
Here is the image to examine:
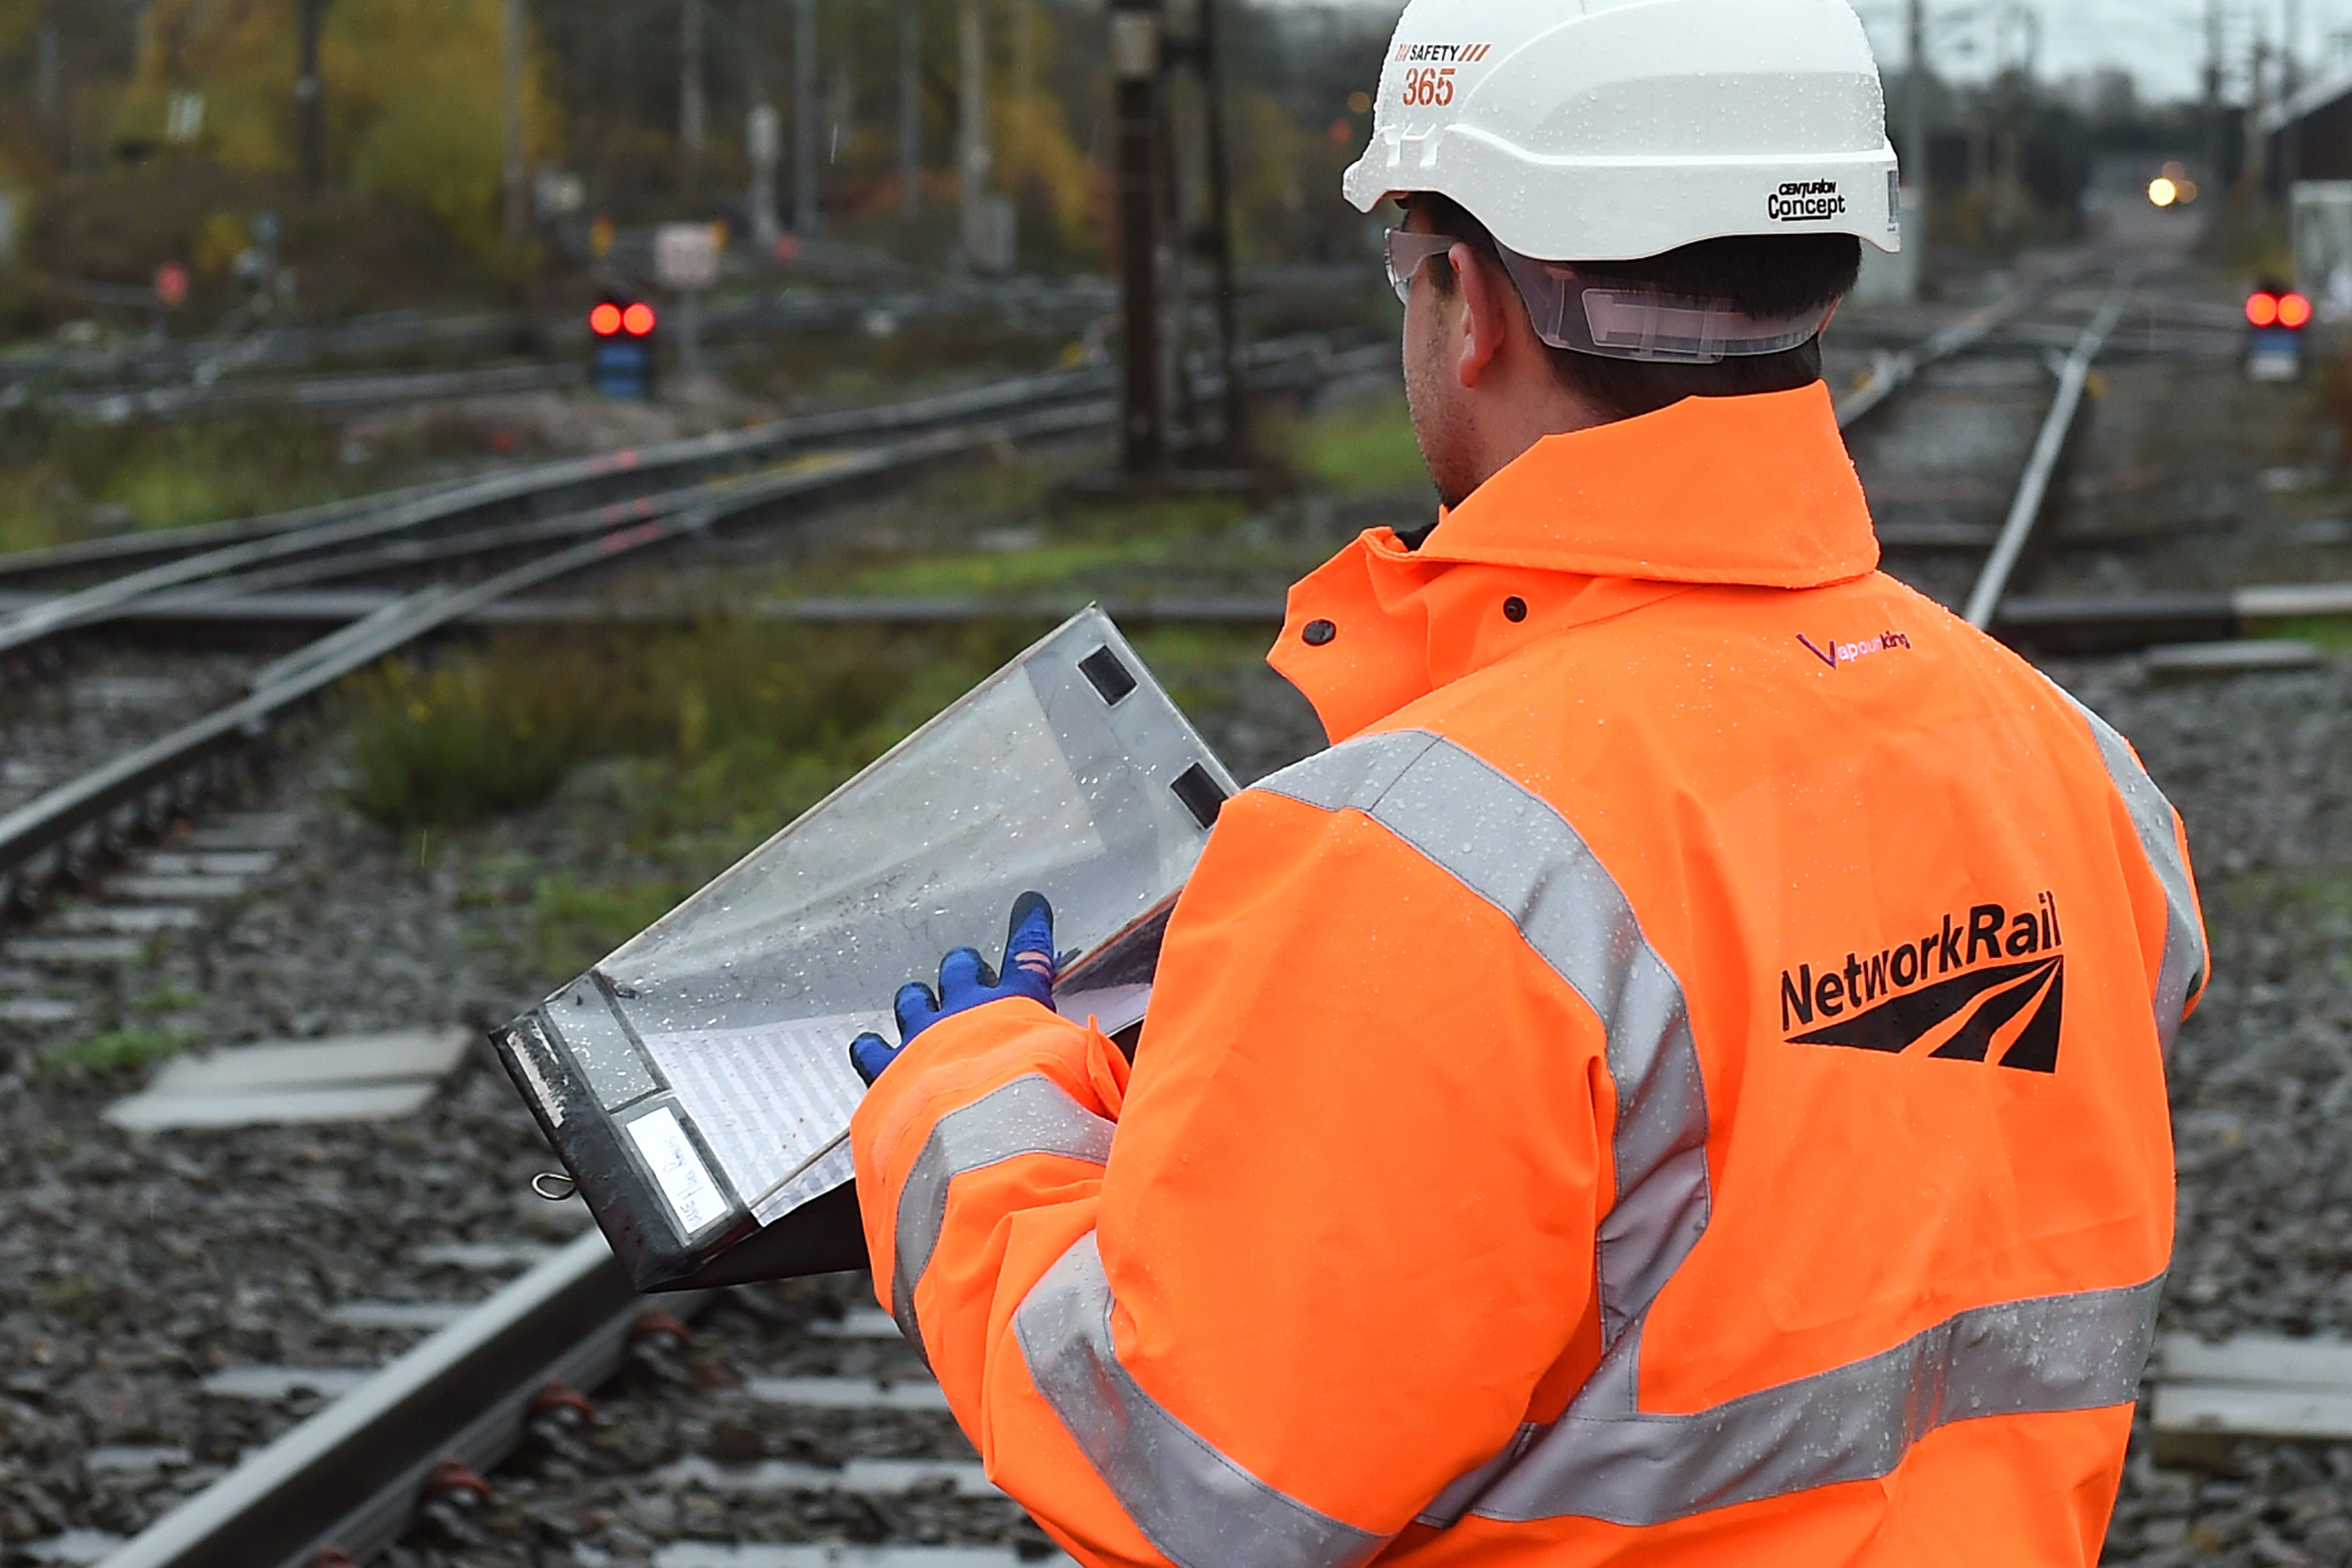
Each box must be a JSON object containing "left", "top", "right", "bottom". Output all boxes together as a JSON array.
[{"left": 1781, "top": 893, "right": 2068, "bottom": 1074}]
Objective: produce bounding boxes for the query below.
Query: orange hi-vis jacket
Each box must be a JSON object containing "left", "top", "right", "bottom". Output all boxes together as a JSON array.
[{"left": 850, "top": 384, "right": 2206, "bottom": 1567}]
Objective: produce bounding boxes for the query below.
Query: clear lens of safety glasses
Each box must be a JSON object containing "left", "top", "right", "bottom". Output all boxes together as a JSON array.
[
  {"left": 1385, "top": 230, "right": 1462, "bottom": 305},
  {"left": 1495, "top": 247, "right": 1836, "bottom": 364}
]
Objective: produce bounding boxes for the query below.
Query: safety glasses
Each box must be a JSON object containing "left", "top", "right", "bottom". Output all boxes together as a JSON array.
[
  {"left": 1384, "top": 229, "right": 1463, "bottom": 305},
  {"left": 1383, "top": 224, "right": 1838, "bottom": 364}
]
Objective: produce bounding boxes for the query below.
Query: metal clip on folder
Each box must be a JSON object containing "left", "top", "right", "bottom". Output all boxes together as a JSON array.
[{"left": 493, "top": 609, "right": 1238, "bottom": 1292}]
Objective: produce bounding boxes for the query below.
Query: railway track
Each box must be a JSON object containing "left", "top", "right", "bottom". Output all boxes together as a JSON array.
[
  {"left": 9, "top": 232, "right": 2348, "bottom": 1567},
  {"left": 3, "top": 266, "right": 1386, "bottom": 428},
  {"left": 0, "top": 268, "right": 2116, "bottom": 930},
  {"left": 0, "top": 332, "right": 1402, "bottom": 925},
  {"left": 0, "top": 325, "right": 1400, "bottom": 1568}
]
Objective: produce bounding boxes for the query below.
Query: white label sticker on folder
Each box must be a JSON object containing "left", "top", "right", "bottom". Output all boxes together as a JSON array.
[{"left": 626, "top": 1106, "right": 732, "bottom": 1236}]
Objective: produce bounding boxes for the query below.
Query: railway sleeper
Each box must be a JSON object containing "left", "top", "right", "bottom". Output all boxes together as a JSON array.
[{"left": 0, "top": 735, "right": 276, "bottom": 930}]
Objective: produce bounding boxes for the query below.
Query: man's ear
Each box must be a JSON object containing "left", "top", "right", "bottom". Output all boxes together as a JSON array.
[{"left": 1452, "top": 243, "right": 1512, "bottom": 389}]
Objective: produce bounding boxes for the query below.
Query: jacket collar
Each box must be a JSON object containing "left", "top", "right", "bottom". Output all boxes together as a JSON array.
[{"left": 1268, "top": 385, "right": 1878, "bottom": 744}]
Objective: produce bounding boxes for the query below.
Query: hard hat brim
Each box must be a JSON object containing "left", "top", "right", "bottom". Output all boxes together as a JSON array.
[{"left": 1348, "top": 137, "right": 1902, "bottom": 261}]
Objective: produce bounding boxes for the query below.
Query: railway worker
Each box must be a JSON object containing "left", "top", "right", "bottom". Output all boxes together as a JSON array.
[{"left": 846, "top": 0, "right": 2205, "bottom": 1561}]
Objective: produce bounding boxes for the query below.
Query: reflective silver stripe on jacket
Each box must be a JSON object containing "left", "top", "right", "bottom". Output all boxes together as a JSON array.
[
  {"left": 1473, "top": 1275, "right": 2163, "bottom": 1526},
  {"left": 2052, "top": 687, "right": 2208, "bottom": 1048},
  {"left": 1259, "top": 730, "right": 1713, "bottom": 1351},
  {"left": 891, "top": 1074, "right": 1114, "bottom": 1352},
  {"left": 1413, "top": 1424, "right": 1539, "bottom": 1530},
  {"left": 1016, "top": 1232, "right": 1388, "bottom": 1568},
  {"left": 1259, "top": 727, "right": 2159, "bottom": 1528}
]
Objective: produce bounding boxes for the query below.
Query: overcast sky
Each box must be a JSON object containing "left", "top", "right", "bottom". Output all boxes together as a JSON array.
[
  {"left": 1852, "top": 0, "right": 2341, "bottom": 105},
  {"left": 1282, "top": 1, "right": 2349, "bottom": 108}
]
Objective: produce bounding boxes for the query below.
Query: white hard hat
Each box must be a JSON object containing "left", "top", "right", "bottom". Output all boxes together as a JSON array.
[{"left": 1344, "top": 0, "right": 1902, "bottom": 263}]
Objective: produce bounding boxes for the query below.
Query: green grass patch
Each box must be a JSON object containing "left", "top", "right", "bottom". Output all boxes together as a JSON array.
[
  {"left": 132, "top": 985, "right": 206, "bottom": 1017},
  {"left": 2266, "top": 617, "right": 2352, "bottom": 653},
  {"left": 1276, "top": 393, "right": 1429, "bottom": 497},
  {"left": 1126, "top": 624, "right": 1285, "bottom": 718},
  {"left": 347, "top": 657, "right": 591, "bottom": 827},
  {"left": 0, "top": 405, "right": 495, "bottom": 555},
  {"left": 40, "top": 1026, "right": 197, "bottom": 1078},
  {"left": 1127, "top": 624, "right": 1274, "bottom": 675},
  {"left": 343, "top": 620, "right": 1034, "bottom": 833},
  {"left": 529, "top": 874, "right": 698, "bottom": 982},
  {"left": 369, "top": 620, "right": 1047, "bottom": 987},
  {"left": 2225, "top": 869, "right": 2352, "bottom": 915},
  {"left": 830, "top": 537, "right": 1184, "bottom": 598}
]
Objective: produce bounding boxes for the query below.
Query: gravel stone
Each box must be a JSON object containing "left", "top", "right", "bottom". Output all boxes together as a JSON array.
[{"left": 11, "top": 257, "right": 2348, "bottom": 1563}]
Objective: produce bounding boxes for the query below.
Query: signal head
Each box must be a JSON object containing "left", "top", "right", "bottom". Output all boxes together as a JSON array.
[
  {"left": 2280, "top": 292, "right": 2314, "bottom": 330},
  {"left": 622, "top": 303, "right": 657, "bottom": 337},
  {"left": 589, "top": 302, "right": 624, "bottom": 337},
  {"left": 2247, "top": 292, "right": 2281, "bottom": 329}
]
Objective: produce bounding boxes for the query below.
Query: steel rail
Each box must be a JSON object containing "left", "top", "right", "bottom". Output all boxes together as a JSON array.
[
  {"left": 171, "top": 477, "right": 761, "bottom": 603},
  {"left": 0, "top": 371, "right": 1112, "bottom": 595},
  {"left": 53, "top": 360, "right": 589, "bottom": 424},
  {"left": 0, "top": 363, "right": 1133, "bottom": 660},
  {"left": 0, "top": 310, "right": 523, "bottom": 398},
  {"left": 95, "top": 1230, "right": 702, "bottom": 1568},
  {"left": 1834, "top": 297, "right": 2025, "bottom": 429},
  {"left": 0, "top": 335, "right": 1374, "bottom": 644},
  {"left": 1963, "top": 278, "right": 2134, "bottom": 630},
  {"left": 0, "top": 476, "right": 495, "bottom": 589},
  {"left": 1993, "top": 581, "right": 2352, "bottom": 655},
  {"left": 98, "top": 340, "right": 1384, "bottom": 607},
  {"left": 0, "top": 330, "right": 1372, "bottom": 653},
  {"left": 1832, "top": 255, "right": 2110, "bottom": 430},
  {"left": 0, "top": 406, "right": 1100, "bottom": 905}
]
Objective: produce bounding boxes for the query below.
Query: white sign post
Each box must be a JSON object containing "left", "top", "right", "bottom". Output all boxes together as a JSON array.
[
  {"left": 748, "top": 104, "right": 783, "bottom": 250},
  {"left": 655, "top": 222, "right": 725, "bottom": 382}
]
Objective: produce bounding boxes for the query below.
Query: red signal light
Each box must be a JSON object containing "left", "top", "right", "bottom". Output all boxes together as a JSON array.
[
  {"left": 622, "top": 303, "right": 657, "bottom": 336},
  {"left": 2247, "top": 292, "right": 2281, "bottom": 328},
  {"left": 2280, "top": 292, "right": 2314, "bottom": 330},
  {"left": 589, "top": 303, "right": 624, "bottom": 336}
]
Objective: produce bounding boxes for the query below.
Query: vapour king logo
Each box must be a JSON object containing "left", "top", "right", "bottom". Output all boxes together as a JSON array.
[
  {"left": 1768, "top": 179, "right": 1848, "bottom": 223},
  {"left": 1797, "top": 629, "right": 1912, "bottom": 670},
  {"left": 1781, "top": 893, "right": 2067, "bottom": 1074}
]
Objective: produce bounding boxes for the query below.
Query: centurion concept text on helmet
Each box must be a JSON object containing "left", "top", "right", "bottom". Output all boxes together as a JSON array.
[{"left": 1349, "top": 0, "right": 1901, "bottom": 363}]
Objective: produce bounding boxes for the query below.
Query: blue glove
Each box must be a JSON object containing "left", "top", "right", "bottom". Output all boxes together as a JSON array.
[{"left": 851, "top": 892, "right": 1057, "bottom": 1086}]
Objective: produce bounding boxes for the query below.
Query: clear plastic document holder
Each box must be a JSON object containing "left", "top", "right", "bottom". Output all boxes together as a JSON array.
[{"left": 493, "top": 608, "right": 1236, "bottom": 1292}]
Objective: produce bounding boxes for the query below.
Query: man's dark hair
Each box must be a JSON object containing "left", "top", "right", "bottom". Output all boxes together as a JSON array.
[{"left": 1415, "top": 193, "right": 1863, "bottom": 421}]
